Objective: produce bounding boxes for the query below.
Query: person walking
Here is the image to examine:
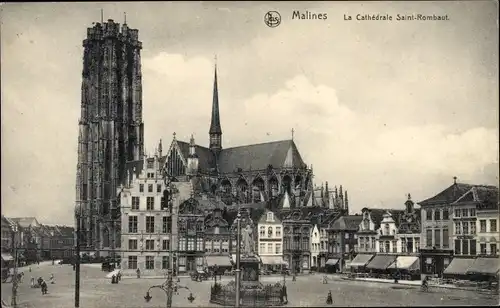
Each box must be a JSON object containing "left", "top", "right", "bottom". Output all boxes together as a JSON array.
[{"left": 40, "top": 279, "right": 48, "bottom": 295}]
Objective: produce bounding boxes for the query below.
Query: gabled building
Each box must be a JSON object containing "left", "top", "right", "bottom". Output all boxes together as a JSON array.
[
  {"left": 177, "top": 196, "right": 206, "bottom": 273},
  {"left": 327, "top": 214, "right": 363, "bottom": 272},
  {"left": 477, "top": 195, "right": 499, "bottom": 256},
  {"left": 417, "top": 177, "right": 486, "bottom": 277},
  {"left": 395, "top": 195, "right": 421, "bottom": 254},
  {"left": 282, "top": 209, "right": 312, "bottom": 274},
  {"left": 451, "top": 185, "right": 498, "bottom": 256},
  {"left": 203, "top": 198, "right": 232, "bottom": 271},
  {"left": 376, "top": 210, "right": 404, "bottom": 254},
  {"left": 356, "top": 208, "right": 389, "bottom": 253},
  {"left": 119, "top": 158, "right": 190, "bottom": 276},
  {"left": 310, "top": 224, "right": 320, "bottom": 269},
  {"left": 257, "top": 209, "right": 285, "bottom": 271},
  {"left": 10, "top": 217, "right": 43, "bottom": 262}
]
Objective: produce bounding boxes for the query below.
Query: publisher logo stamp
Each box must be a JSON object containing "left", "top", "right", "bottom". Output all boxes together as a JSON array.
[{"left": 265, "top": 11, "right": 281, "bottom": 28}]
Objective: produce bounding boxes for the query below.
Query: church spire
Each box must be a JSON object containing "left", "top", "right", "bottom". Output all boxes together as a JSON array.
[{"left": 209, "top": 56, "right": 222, "bottom": 153}]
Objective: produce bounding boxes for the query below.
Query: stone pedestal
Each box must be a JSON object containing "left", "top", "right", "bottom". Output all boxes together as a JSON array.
[{"left": 240, "top": 254, "right": 261, "bottom": 288}]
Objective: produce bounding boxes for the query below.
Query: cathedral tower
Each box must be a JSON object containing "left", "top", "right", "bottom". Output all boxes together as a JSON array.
[
  {"left": 75, "top": 19, "right": 144, "bottom": 251},
  {"left": 209, "top": 63, "right": 222, "bottom": 154}
]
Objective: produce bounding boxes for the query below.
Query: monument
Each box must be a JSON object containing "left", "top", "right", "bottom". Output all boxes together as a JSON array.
[
  {"left": 240, "top": 224, "right": 260, "bottom": 288},
  {"left": 209, "top": 209, "right": 286, "bottom": 306}
]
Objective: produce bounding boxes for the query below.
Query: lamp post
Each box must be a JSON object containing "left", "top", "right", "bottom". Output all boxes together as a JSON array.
[
  {"left": 11, "top": 225, "right": 18, "bottom": 308},
  {"left": 74, "top": 204, "right": 82, "bottom": 308},
  {"left": 144, "top": 281, "right": 194, "bottom": 308},
  {"left": 235, "top": 212, "right": 242, "bottom": 308}
]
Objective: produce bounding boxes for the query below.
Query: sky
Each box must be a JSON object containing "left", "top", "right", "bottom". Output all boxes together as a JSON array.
[{"left": 1, "top": 1, "right": 498, "bottom": 226}]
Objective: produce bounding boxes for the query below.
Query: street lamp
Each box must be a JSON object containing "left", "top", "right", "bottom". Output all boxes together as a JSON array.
[
  {"left": 235, "top": 212, "right": 242, "bottom": 308},
  {"left": 11, "top": 224, "right": 18, "bottom": 308},
  {"left": 144, "top": 280, "right": 195, "bottom": 307}
]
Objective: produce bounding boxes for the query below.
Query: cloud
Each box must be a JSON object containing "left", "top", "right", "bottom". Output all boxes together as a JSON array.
[{"left": 141, "top": 52, "right": 498, "bottom": 211}]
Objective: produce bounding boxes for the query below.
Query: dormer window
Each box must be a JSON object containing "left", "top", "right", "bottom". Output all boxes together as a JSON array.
[
  {"left": 147, "top": 161, "right": 154, "bottom": 169},
  {"left": 384, "top": 224, "right": 390, "bottom": 235},
  {"left": 267, "top": 212, "right": 274, "bottom": 222}
]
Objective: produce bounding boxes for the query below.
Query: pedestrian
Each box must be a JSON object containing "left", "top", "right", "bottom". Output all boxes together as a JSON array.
[
  {"left": 49, "top": 273, "right": 55, "bottom": 284},
  {"left": 31, "top": 277, "right": 35, "bottom": 288},
  {"left": 40, "top": 279, "right": 48, "bottom": 295},
  {"left": 29, "top": 266, "right": 32, "bottom": 273},
  {"left": 326, "top": 290, "right": 333, "bottom": 305},
  {"left": 136, "top": 268, "right": 141, "bottom": 279}
]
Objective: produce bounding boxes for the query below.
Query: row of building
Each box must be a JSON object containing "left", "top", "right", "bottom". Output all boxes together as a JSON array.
[
  {"left": 114, "top": 151, "right": 499, "bottom": 277},
  {"left": 1, "top": 216, "right": 74, "bottom": 267}
]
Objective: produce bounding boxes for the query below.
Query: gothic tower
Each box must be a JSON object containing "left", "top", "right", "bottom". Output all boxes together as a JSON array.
[
  {"left": 75, "top": 19, "right": 144, "bottom": 252},
  {"left": 209, "top": 64, "right": 222, "bottom": 154}
]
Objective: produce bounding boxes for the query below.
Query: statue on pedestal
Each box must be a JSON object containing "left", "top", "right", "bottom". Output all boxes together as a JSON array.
[{"left": 241, "top": 224, "right": 254, "bottom": 257}]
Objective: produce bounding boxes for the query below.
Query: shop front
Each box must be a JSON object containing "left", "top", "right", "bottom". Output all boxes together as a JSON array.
[
  {"left": 365, "top": 254, "right": 397, "bottom": 278},
  {"left": 419, "top": 248, "right": 453, "bottom": 279},
  {"left": 349, "top": 253, "right": 374, "bottom": 273}
]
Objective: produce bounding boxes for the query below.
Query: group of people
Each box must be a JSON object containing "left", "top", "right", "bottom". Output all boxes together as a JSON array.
[{"left": 30, "top": 274, "right": 55, "bottom": 295}]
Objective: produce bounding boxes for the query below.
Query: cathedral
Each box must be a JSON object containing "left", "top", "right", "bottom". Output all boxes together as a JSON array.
[
  {"left": 75, "top": 18, "right": 348, "bottom": 253},
  {"left": 160, "top": 65, "right": 315, "bottom": 206}
]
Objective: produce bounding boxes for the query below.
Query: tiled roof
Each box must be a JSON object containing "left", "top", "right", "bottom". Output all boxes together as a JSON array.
[
  {"left": 418, "top": 183, "right": 479, "bottom": 206},
  {"left": 217, "top": 140, "right": 307, "bottom": 174},
  {"left": 330, "top": 215, "right": 363, "bottom": 231}
]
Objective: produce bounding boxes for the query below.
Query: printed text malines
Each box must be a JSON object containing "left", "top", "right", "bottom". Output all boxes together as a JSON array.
[{"left": 292, "top": 11, "right": 328, "bottom": 20}]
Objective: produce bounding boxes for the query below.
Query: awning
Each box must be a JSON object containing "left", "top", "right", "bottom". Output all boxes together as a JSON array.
[
  {"left": 466, "top": 257, "right": 500, "bottom": 275},
  {"left": 326, "top": 259, "right": 340, "bottom": 266},
  {"left": 349, "top": 254, "right": 374, "bottom": 268},
  {"left": 260, "top": 256, "right": 287, "bottom": 265},
  {"left": 1, "top": 253, "right": 14, "bottom": 261},
  {"left": 366, "top": 255, "right": 396, "bottom": 270},
  {"left": 387, "top": 256, "right": 419, "bottom": 271},
  {"left": 205, "top": 255, "right": 232, "bottom": 267},
  {"left": 443, "top": 258, "right": 475, "bottom": 275}
]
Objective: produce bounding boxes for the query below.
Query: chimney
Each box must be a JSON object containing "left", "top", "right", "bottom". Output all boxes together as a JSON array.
[{"left": 453, "top": 176, "right": 457, "bottom": 185}]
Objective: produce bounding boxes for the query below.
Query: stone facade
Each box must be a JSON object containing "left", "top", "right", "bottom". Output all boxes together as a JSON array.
[
  {"left": 257, "top": 210, "right": 284, "bottom": 271},
  {"left": 395, "top": 195, "right": 421, "bottom": 254},
  {"left": 76, "top": 19, "right": 145, "bottom": 252},
  {"left": 119, "top": 157, "right": 190, "bottom": 276}
]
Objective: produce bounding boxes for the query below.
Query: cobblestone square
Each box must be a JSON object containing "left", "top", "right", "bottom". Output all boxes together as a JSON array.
[{"left": 2, "top": 265, "right": 498, "bottom": 307}]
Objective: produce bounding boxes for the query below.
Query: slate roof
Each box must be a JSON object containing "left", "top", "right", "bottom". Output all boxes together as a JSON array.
[
  {"left": 362, "top": 208, "right": 404, "bottom": 230},
  {"left": 224, "top": 202, "right": 268, "bottom": 227},
  {"left": 455, "top": 186, "right": 499, "bottom": 210},
  {"left": 217, "top": 139, "right": 307, "bottom": 174},
  {"left": 10, "top": 217, "right": 40, "bottom": 229},
  {"left": 418, "top": 183, "right": 492, "bottom": 206},
  {"left": 56, "top": 226, "right": 75, "bottom": 238},
  {"left": 257, "top": 209, "right": 282, "bottom": 224},
  {"left": 330, "top": 215, "right": 363, "bottom": 231},
  {"left": 177, "top": 141, "right": 216, "bottom": 172}
]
